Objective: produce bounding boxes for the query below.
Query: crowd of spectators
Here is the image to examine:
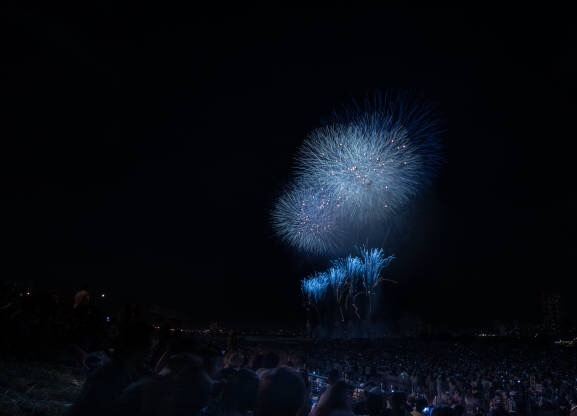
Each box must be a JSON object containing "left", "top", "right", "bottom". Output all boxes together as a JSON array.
[
  {"left": 1, "top": 283, "right": 576, "bottom": 416},
  {"left": 298, "top": 338, "right": 577, "bottom": 416},
  {"left": 63, "top": 331, "right": 577, "bottom": 416}
]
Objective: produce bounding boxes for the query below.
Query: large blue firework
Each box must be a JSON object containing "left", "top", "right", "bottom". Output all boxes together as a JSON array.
[
  {"left": 297, "top": 97, "right": 441, "bottom": 225},
  {"left": 273, "top": 94, "right": 441, "bottom": 255}
]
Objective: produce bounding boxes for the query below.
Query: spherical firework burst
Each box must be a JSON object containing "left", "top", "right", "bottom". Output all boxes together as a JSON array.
[
  {"left": 273, "top": 93, "right": 442, "bottom": 255},
  {"left": 272, "top": 185, "right": 342, "bottom": 254},
  {"left": 297, "top": 98, "right": 441, "bottom": 225}
]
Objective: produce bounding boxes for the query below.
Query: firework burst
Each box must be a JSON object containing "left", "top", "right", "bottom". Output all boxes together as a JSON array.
[
  {"left": 297, "top": 99, "right": 441, "bottom": 225},
  {"left": 301, "top": 271, "right": 330, "bottom": 304},
  {"left": 272, "top": 185, "right": 342, "bottom": 254},
  {"left": 273, "top": 93, "right": 442, "bottom": 254},
  {"left": 360, "top": 247, "right": 396, "bottom": 289}
]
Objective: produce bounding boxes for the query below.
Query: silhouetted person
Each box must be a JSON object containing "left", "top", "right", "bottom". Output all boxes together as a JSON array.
[
  {"left": 311, "top": 380, "right": 354, "bottom": 416},
  {"left": 388, "top": 391, "right": 410, "bottom": 416},
  {"left": 221, "top": 368, "right": 259, "bottom": 416},
  {"left": 198, "top": 345, "right": 224, "bottom": 379},
  {"left": 412, "top": 398, "right": 428, "bottom": 416},
  {"left": 366, "top": 388, "right": 386, "bottom": 416},
  {"left": 250, "top": 353, "right": 264, "bottom": 371},
  {"left": 68, "top": 321, "right": 152, "bottom": 416},
  {"left": 224, "top": 350, "right": 245, "bottom": 369},
  {"left": 113, "top": 353, "right": 211, "bottom": 416},
  {"left": 256, "top": 367, "right": 306, "bottom": 416},
  {"left": 261, "top": 351, "right": 280, "bottom": 369},
  {"left": 319, "top": 368, "right": 342, "bottom": 396}
]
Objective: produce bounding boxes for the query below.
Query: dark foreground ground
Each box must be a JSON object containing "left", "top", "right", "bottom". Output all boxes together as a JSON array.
[{"left": 0, "top": 360, "right": 84, "bottom": 416}]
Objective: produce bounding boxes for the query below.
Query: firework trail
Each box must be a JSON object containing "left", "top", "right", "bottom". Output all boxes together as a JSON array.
[
  {"left": 302, "top": 247, "right": 396, "bottom": 319},
  {"left": 360, "top": 247, "right": 396, "bottom": 289},
  {"left": 301, "top": 272, "right": 330, "bottom": 304},
  {"left": 327, "top": 266, "right": 347, "bottom": 290},
  {"left": 359, "top": 247, "right": 396, "bottom": 316}
]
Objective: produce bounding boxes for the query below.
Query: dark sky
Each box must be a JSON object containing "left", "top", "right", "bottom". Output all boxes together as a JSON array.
[{"left": 3, "top": 7, "right": 576, "bottom": 327}]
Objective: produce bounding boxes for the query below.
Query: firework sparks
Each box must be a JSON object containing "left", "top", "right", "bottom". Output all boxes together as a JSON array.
[
  {"left": 273, "top": 94, "right": 441, "bottom": 254},
  {"left": 272, "top": 185, "right": 342, "bottom": 254},
  {"left": 360, "top": 247, "right": 396, "bottom": 289}
]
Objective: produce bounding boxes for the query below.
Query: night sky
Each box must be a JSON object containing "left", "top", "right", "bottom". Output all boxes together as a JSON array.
[{"left": 3, "top": 8, "right": 576, "bottom": 327}]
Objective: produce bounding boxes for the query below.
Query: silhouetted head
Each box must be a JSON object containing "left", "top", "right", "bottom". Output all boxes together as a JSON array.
[
  {"left": 256, "top": 367, "right": 306, "bottom": 416},
  {"left": 262, "top": 351, "right": 280, "bottom": 369},
  {"left": 223, "top": 368, "right": 259, "bottom": 414},
  {"left": 73, "top": 290, "right": 91, "bottom": 308},
  {"left": 390, "top": 391, "right": 407, "bottom": 410},
  {"left": 366, "top": 388, "right": 385, "bottom": 416},
  {"left": 250, "top": 353, "right": 264, "bottom": 370},
  {"left": 415, "top": 397, "right": 429, "bottom": 413},
  {"left": 158, "top": 353, "right": 212, "bottom": 416},
  {"left": 198, "top": 345, "right": 223, "bottom": 378},
  {"left": 315, "top": 380, "right": 352, "bottom": 416},
  {"left": 327, "top": 368, "right": 341, "bottom": 385},
  {"left": 225, "top": 350, "right": 245, "bottom": 368}
]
